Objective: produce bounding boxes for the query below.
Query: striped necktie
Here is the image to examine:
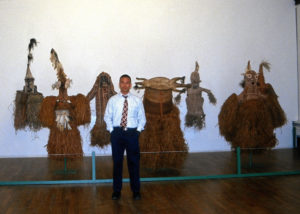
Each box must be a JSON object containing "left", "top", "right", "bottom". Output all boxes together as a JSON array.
[{"left": 120, "top": 95, "right": 128, "bottom": 128}]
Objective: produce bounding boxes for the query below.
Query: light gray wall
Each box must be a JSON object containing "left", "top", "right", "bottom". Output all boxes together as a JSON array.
[
  {"left": 0, "top": 0, "right": 297, "bottom": 157},
  {"left": 297, "top": 4, "right": 300, "bottom": 120}
]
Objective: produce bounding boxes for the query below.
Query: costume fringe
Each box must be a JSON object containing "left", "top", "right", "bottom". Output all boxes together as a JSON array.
[
  {"left": 218, "top": 94, "right": 239, "bottom": 142},
  {"left": 264, "top": 84, "right": 287, "bottom": 128},
  {"left": 232, "top": 99, "right": 277, "bottom": 148},
  {"left": 219, "top": 96, "right": 282, "bottom": 149},
  {"left": 40, "top": 94, "right": 90, "bottom": 159},
  {"left": 47, "top": 126, "right": 83, "bottom": 159},
  {"left": 185, "top": 114, "right": 205, "bottom": 130},
  {"left": 139, "top": 105, "right": 188, "bottom": 169},
  {"left": 90, "top": 123, "right": 110, "bottom": 148},
  {"left": 143, "top": 97, "right": 173, "bottom": 115},
  {"left": 26, "top": 93, "right": 43, "bottom": 131},
  {"left": 69, "top": 94, "right": 91, "bottom": 125},
  {"left": 14, "top": 91, "right": 28, "bottom": 130},
  {"left": 39, "top": 96, "right": 57, "bottom": 128}
]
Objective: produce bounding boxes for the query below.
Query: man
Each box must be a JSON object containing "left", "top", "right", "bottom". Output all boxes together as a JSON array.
[{"left": 104, "top": 74, "right": 146, "bottom": 200}]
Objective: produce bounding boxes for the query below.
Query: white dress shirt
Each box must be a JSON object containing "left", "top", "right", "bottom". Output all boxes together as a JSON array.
[{"left": 104, "top": 93, "right": 146, "bottom": 132}]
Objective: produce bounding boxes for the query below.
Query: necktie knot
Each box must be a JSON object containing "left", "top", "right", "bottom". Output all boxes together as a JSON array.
[{"left": 123, "top": 95, "right": 128, "bottom": 99}]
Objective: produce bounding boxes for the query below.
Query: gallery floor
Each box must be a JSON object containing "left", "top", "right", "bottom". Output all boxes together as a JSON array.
[{"left": 0, "top": 148, "right": 299, "bottom": 213}]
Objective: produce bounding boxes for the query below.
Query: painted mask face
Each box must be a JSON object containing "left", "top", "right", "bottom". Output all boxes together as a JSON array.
[
  {"left": 244, "top": 70, "right": 258, "bottom": 90},
  {"left": 100, "top": 75, "right": 110, "bottom": 87}
]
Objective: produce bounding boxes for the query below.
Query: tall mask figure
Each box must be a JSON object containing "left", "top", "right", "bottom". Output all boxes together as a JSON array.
[
  {"left": 87, "top": 72, "right": 116, "bottom": 148},
  {"left": 135, "top": 76, "right": 190, "bottom": 170},
  {"left": 39, "top": 49, "right": 90, "bottom": 158},
  {"left": 218, "top": 61, "right": 286, "bottom": 149},
  {"left": 185, "top": 61, "right": 216, "bottom": 130},
  {"left": 14, "top": 38, "right": 43, "bottom": 132}
]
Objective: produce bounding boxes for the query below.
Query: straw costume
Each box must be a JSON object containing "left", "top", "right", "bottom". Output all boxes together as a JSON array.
[
  {"left": 39, "top": 49, "right": 90, "bottom": 158},
  {"left": 185, "top": 61, "right": 216, "bottom": 130},
  {"left": 218, "top": 61, "right": 286, "bottom": 149},
  {"left": 14, "top": 38, "right": 43, "bottom": 132},
  {"left": 134, "top": 76, "right": 190, "bottom": 170},
  {"left": 87, "top": 72, "right": 116, "bottom": 148}
]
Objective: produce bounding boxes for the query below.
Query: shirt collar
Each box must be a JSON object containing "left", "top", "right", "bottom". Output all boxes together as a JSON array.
[{"left": 119, "top": 92, "right": 131, "bottom": 98}]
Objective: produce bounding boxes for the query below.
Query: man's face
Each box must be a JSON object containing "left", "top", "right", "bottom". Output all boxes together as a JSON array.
[{"left": 119, "top": 77, "right": 131, "bottom": 94}]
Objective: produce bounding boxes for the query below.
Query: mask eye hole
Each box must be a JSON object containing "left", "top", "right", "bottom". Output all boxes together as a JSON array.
[
  {"left": 246, "top": 74, "right": 252, "bottom": 79},
  {"left": 255, "top": 74, "right": 258, "bottom": 80}
]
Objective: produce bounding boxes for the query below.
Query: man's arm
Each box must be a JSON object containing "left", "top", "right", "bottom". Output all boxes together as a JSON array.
[{"left": 136, "top": 99, "right": 146, "bottom": 132}]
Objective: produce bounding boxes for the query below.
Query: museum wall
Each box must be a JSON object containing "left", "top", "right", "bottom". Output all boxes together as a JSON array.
[{"left": 0, "top": 0, "right": 297, "bottom": 157}]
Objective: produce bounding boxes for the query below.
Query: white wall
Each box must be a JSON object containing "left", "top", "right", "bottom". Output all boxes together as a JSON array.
[
  {"left": 0, "top": 0, "right": 297, "bottom": 157},
  {"left": 297, "top": 4, "right": 300, "bottom": 119}
]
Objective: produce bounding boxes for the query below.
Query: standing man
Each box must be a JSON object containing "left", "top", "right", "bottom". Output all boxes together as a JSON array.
[{"left": 104, "top": 74, "right": 146, "bottom": 200}]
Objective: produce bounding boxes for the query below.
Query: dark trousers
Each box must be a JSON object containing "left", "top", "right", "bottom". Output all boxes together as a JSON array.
[{"left": 110, "top": 127, "right": 140, "bottom": 193}]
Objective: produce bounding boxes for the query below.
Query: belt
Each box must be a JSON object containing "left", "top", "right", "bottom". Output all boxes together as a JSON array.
[{"left": 114, "top": 126, "right": 137, "bottom": 131}]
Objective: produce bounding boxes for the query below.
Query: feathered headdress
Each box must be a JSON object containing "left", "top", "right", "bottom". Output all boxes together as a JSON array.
[
  {"left": 25, "top": 38, "right": 38, "bottom": 79},
  {"left": 50, "top": 49, "right": 66, "bottom": 80},
  {"left": 50, "top": 49, "right": 72, "bottom": 89},
  {"left": 27, "top": 38, "right": 37, "bottom": 65}
]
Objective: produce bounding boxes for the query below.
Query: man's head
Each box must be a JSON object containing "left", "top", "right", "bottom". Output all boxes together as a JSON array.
[{"left": 119, "top": 74, "right": 132, "bottom": 95}]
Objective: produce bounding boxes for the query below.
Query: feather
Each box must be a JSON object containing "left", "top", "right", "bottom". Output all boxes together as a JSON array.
[
  {"left": 260, "top": 61, "right": 270, "bottom": 72},
  {"left": 52, "top": 81, "right": 61, "bottom": 90},
  {"left": 50, "top": 48, "right": 66, "bottom": 81},
  {"left": 27, "top": 53, "right": 33, "bottom": 64},
  {"left": 50, "top": 48, "right": 60, "bottom": 69},
  {"left": 28, "top": 38, "right": 37, "bottom": 52},
  {"left": 27, "top": 38, "right": 38, "bottom": 66},
  {"left": 65, "top": 78, "right": 72, "bottom": 89}
]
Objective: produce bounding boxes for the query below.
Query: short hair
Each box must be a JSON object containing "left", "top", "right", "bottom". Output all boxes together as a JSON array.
[{"left": 119, "top": 74, "right": 131, "bottom": 82}]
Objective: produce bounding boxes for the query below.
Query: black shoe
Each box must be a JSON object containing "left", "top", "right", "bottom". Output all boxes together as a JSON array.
[
  {"left": 133, "top": 192, "right": 141, "bottom": 200},
  {"left": 112, "top": 192, "right": 121, "bottom": 200}
]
